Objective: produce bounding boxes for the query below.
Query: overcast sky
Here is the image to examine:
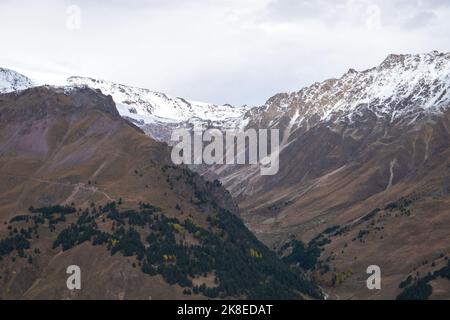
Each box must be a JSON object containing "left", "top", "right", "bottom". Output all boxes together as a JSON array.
[{"left": 1, "top": 0, "right": 450, "bottom": 105}]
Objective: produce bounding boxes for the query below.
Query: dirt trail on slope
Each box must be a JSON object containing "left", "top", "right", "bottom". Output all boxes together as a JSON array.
[{"left": 0, "top": 172, "right": 115, "bottom": 203}]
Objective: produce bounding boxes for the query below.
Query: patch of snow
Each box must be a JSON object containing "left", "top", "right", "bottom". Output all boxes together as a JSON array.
[
  {"left": 66, "top": 76, "right": 251, "bottom": 130},
  {"left": 0, "top": 68, "right": 34, "bottom": 93}
]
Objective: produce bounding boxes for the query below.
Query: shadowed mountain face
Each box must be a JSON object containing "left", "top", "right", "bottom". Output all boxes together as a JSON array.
[{"left": 0, "top": 86, "right": 320, "bottom": 300}]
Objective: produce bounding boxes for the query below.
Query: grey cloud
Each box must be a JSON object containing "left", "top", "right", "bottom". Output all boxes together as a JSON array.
[
  {"left": 404, "top": 11, "right": 437, "bottom": 29},
  {"left": 263, "top": 0, "right": 449, "bottom": 29},
  {"left": 264, "top": 0, "right": 357, "bottom": 24}
]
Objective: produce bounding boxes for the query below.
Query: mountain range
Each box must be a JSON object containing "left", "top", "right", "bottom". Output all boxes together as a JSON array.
[{"left": 1, "top": 50, "right": 450, "bottom": 299}]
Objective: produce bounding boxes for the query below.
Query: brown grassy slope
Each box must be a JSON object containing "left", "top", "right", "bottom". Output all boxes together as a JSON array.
[
  {"left": 236, "top": 109, "right": 450, "bottom": 299},
  {"left": 0, "top": 86, "right": 236, "bottom": 219},
  {"left": 0, "top": 86, "right": 236, "bottom": 299}
]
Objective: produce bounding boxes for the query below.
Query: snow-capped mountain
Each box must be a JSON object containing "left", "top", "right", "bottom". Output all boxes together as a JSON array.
[
  {"left": 2, "top": 52, "right": 450, "bottom": 300},
  {"left": 199, "top": 51, "right": 450, "bottom": 199},
  {"left": 67, "top": 76, "right": 251, "bottom": 129},
  {"left": 0, "top": 67, "right": 252, "bottom": 141},
  {"left": 0, "top": 68, "right": 34, "bottom": 93},
  {"left": 68, "top": 51, "right": 450, "bottom": 145},
  {"left": 198, "top": 52, "right": 450, "bottom": 301},
  {"left": 2, "top": 51, "right": 449, "bottom": 143},
  {"left": 255, "top": 51, "right": 450, "bottom": 134}
]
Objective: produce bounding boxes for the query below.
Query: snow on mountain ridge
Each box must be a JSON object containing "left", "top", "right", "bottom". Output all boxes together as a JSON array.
[
  {"left": 264, "top": 51, "right": 450, "bottom": 127},
  {"left": 67, "top": 76, "right": 251, "bottom": 128},
  {"left": 0, "top": 68, "right": 34, "bottom": 93},
  {"left": 2, "top": 51, "right": 449, "bottom": 142}
]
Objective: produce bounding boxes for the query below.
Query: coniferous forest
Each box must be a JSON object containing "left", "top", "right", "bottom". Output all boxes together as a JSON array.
[{"left": 0, "top": 200, "right": 322, "bottom": 300}]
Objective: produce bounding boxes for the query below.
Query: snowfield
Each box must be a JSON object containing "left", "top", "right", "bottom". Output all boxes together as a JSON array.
[
  {"left": 0, "top": 68, "right": 34, "bottom": 94},
  {"left": 67, "top": 76, "right": 252, "bottom": 129}
]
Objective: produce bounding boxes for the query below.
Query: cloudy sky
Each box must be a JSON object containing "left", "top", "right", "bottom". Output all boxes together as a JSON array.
[{"left": 1, "top": 0, "right": 450, "bottom": 105}]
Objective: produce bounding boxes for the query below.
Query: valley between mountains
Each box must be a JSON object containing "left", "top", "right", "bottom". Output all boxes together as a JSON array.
[{"left": 1, "top": 51, "right": 450, "bottom": 299}]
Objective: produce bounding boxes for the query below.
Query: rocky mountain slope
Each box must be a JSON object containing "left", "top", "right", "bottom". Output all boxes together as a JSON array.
[
  {"left": 203, "top": 51, "right": 450, "bottom": 196},
  {"left": 0, "top": 86, "right": 320, "bottom": 299},
  {"left": 254, "top": 51, "right": 450, "bottom": 128},
  {"left": 207, "top": 51, "right": 450, "bottom": 299}
]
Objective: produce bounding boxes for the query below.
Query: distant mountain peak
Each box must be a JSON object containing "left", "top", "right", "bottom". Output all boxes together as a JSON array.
[
  {"left": 0, "top": 67, "right": 34, "bottom": 93},
  {"left": 0, "top": 85, "right": 120, "bottom": 124},
  {"left": 66, "top": 76, "right": 252, "bottom": 133},
  {"left": 263, "top": 51, "right": 450, "bottom": 127}
]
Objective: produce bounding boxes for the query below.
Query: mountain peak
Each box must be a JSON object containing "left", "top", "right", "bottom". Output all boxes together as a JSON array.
[
  {"left": 379, "top": 51, "right": 450, "bottom": 70},
  {"left": 0, "top": 85, "right": 120, "bottom": 123},
  {"left": 0, "top": 67, "right": 34, "bottom": 94},
  {"left": 259, "top": 51, "right": 450, "bottom": 132},
  {"left": 66, "top": 76, "right": 251, "bottom": 132}
]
